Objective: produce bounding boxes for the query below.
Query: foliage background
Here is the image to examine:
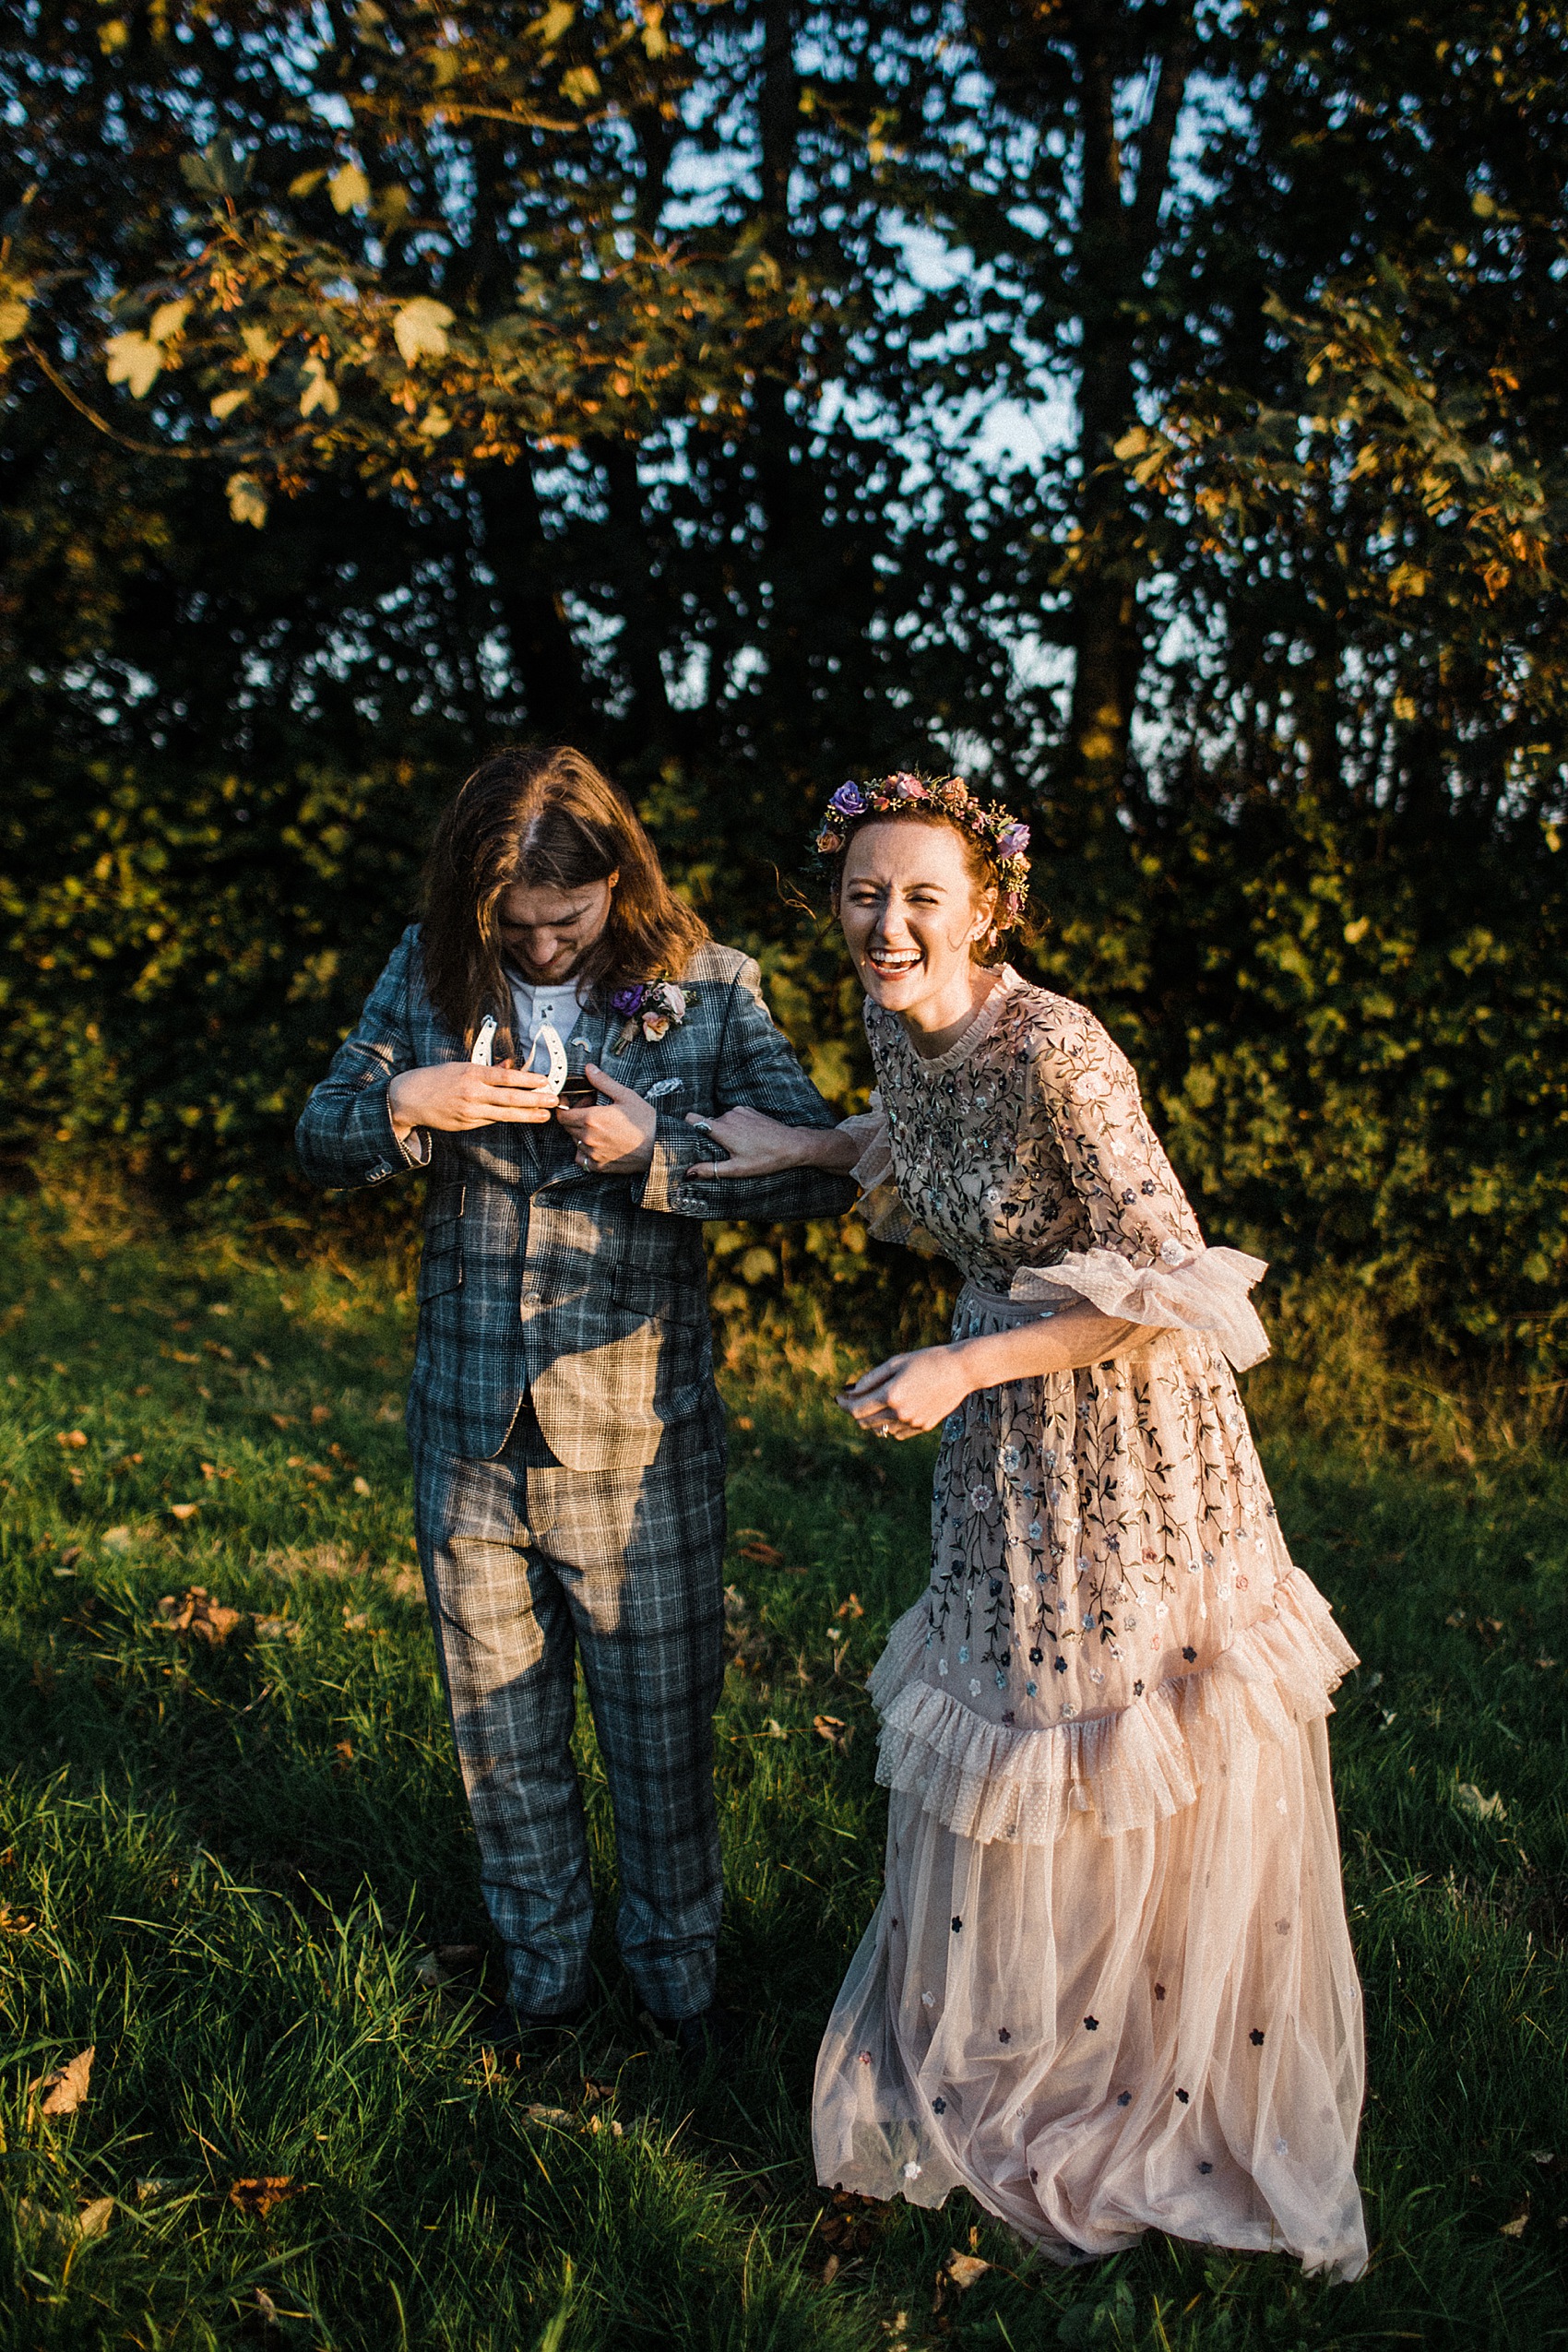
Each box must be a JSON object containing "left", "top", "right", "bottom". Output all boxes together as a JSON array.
[{"left": 3, "top": 0, "right": 1566, "bottom": 1385}]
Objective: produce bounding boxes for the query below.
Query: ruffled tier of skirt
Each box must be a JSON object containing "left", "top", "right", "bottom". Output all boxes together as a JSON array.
[{"left": 869, "top": 1570, "right": 1359, "bottom": 1847}]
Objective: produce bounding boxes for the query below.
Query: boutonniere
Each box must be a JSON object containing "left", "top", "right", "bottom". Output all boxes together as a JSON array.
[{"left": 610, "top": 979, "right": 693, "bottom": 1054}]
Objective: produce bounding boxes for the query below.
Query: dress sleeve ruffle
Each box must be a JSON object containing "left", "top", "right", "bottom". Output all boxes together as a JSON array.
[
  {"left": 840, "top": 1098, "right": 940, "bottom": 1253},
  {"left": 1011, "top": 1243, "right": 1271, "bottom": 1372}
]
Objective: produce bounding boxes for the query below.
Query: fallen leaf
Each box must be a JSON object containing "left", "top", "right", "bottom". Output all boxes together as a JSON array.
[
  {"left": 229, "top": 2176, "right": 304, "bottom": 2219},
  {"left": 524, "top": 2104, "right": 572, "bottom": 2124},
  {"left": 135, "top": 2177, "right": 180, "bottom": 2203},
  {"left": 737, "top": 1537, "right": 784, "bottom": 1566},
  {"left": 0, "top": 1904, "right": 38, "bottom": 1935},
  {"left": 1454, "top": 1781, "right": 1506, "bottom": 1823},
  {"left": 343, "top": 1610, "right": 369, "bottom": 1633},
  {"left": 586, "top": 2112, "right": 624, "bottom": 2136},
  {"left": 581, "top": 2075, "right": 617, "bottom": 2102},
  {"left": 813, "top": 1713, "right": 854, "bottom": 1754},
  {"left": 352, "top": 1475, "right": 372, "bottom": 1496},
  {"left": 56, "top": 1430, "right": 88, "bottom": 1450},
  {"left": 101, "top": 1526, "right": 134, "bottom": 1554},
  {"left": 77, "top": 2195, "right": 114, "bottom": 2240},
  {"left": 34, "top": 2045, "right": 94, "bottom": 2117},
  {"left": 822, "top": 2252, "right": 840, "bottom": 2285},
  {"left": 942, "top": 2251, "right": 992, "bottom": 2290},
  {"left": 58, "top": 1544, "right": 84, "bottom": 1569},
  {"left": 332, "top": 1739, "right": 355, "bottom": 1771},
  {"left": 310, "top": 1403, "right": 332, "bottom": 1425},
  {"left": 254, "top": 1616, "right": 302, "bottom": 1643},
  {"left": 154, "top": 1587, "right": 244, "bottom": 1645},
  {"left": 835, "top": 1592, "right": 865, "bottom": 1621},
  {"left": 169, "top": 1501, "right": 199, "bottom": 1521},
  {"left": 171, "top": 1348, "right": 200, "bottom": 1363},
  {"left": 1500, "top": 2200, "right": 1529, "bottom": 2239}
]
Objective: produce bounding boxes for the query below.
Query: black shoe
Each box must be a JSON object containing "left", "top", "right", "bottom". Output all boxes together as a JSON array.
[
  {"left": 652, "top": 2002, "right": 744, "bottom": 2067},
  {"left": 467, "top": 1997, "right": 586, "bottom": 2052}
]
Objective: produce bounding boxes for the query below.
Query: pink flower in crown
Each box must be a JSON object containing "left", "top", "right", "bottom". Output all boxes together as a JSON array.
[{"left": 642, "top": 1015, "right": 671, "bottom": 1040}]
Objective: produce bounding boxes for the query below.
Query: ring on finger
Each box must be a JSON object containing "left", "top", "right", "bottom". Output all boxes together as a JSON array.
[{"left": 689, "top": 1114, "right": 713, "bottom": 1134}]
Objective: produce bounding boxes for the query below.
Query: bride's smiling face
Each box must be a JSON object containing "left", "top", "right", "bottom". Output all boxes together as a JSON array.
[{"left": 837, "top": 819, "right": 996, "bottom": 1023}]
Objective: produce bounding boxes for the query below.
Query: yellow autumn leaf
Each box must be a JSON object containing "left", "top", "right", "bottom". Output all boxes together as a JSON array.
[
  {"left": 210, "top": 386, "right": 249, "bottom": 419},
  {"left": 418, "top": 406, "right": 453, "bottom": 438},
  {"left": 148, "top": 299, "right": 191, "bottom": 344},
  {"left": 241, "top": 323, "right": 279, "bottom": 366},
  {"left": 328, "top": 162, "right": 371, "bottom": 214},
  {"left": 1112, "top": 426, "right": 1151, "bottom": 462},
  {"left": 560, "top": 64, "right": 601, "bottom": 105},
  {"left": 289, "top": 169, "right": 326, "bottom": 198},
  {"left": 300, "top": 356, "right": 340, "bottom": 417},
  {"left": 228, "top": 473, "right": 268, "bottom": 527},
  {"left": 0, "top": 286, "right": 33, "bottom": 344},
  {"left": 34, "top": 2046, "right": 95, "bottom": 2118},
  {"left": 528, "top": 2, "right": 576, "bottom": 43},
  {"left": 393, "top": 297, "right": 454, "bottom": 367},
  {"left": 105, "top": 329, "right": 162, "bottom": 398}
]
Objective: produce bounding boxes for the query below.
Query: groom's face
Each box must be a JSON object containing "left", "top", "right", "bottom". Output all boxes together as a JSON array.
[{"left": 497, "top": 874, "right": 618, "bottom": 983}]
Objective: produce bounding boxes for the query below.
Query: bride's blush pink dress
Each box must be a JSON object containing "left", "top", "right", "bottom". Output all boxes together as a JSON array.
[{"left": 813, "top": 968, "right": 1367, "bottom": 2279}]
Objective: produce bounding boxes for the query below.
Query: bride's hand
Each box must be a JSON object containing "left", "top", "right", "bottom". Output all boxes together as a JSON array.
[
  {"left": 684, "top": 1104, "right": 819, "bottom": 1180},
  {"left": 836, "top": 1344, "right": 973, "bottom": 1440}
]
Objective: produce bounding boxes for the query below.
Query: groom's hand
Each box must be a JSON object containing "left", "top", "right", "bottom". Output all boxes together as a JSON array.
[
  {"left": 388, "top": 1062, "right": 559, "bottom": 1135},
  {"left": 555, "top": 1064, "right": 657, "bottom": 1174}
]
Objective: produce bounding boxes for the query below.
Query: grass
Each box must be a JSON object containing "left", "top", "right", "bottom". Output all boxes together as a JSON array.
[{"left": 0, "top": 1182, "right": 1565, "bottom": 2350}]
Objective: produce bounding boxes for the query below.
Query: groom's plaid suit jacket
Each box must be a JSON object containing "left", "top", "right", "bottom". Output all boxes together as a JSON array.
[{"left": 295, "top": 926, "right": 855, "bottom": 1469}]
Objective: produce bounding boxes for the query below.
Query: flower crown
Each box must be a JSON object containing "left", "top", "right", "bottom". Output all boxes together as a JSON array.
[{"left": 812, "top": 772, "right": 1032, "bottom": 932}]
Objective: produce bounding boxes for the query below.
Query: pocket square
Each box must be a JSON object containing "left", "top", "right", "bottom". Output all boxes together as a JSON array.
[{"left": 645, "top": 1077, "right": 683, "bottom": 1101}]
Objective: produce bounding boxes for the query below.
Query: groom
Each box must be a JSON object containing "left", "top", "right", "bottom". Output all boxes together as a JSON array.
[{"left": 295, "top": 746, "right": 854, "bottom": 2053}]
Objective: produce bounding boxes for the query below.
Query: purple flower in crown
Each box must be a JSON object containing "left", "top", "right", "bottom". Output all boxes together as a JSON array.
[
  {"left": 996, "top": 823, "right": 1031, "bottom": 859},
  {"left": 611, "top": 984, "right": 647, "bottom": 1017},
  {"left": 829, "top": 781, "right": 866, "bottom": 817}
]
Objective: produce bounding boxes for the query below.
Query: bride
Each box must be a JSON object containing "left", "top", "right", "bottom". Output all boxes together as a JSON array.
[{"left": 685, "top": 772, "right": 1367, "bottom": 2278}]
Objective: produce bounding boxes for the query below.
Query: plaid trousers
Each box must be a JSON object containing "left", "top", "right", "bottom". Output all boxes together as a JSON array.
[{"left": 412, "top": 1400, "right": 728, "bottom": 2019}]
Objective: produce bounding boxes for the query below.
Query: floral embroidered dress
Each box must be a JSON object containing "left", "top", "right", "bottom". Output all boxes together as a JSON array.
[{"left": 812, "top": 968, "right": 1367, "bottom": 2280}]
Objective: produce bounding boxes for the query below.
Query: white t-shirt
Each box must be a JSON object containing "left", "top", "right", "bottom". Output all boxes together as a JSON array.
[{"left": 507, "top": 972, "right": 588, "bottom": 1071}]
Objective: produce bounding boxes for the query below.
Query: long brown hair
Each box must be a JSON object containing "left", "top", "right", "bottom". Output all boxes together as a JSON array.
[{"left": 421, "top": 745, "right": 709, "bottom": 1050}]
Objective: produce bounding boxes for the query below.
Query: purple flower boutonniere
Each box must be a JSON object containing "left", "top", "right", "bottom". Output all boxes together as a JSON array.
[{"left": 611, "top": 979, "right": 693, "bottom": 1054}]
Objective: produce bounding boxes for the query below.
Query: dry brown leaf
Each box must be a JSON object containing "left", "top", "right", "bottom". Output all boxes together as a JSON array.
[
  {"left": 56, "top": 1430, "right": 88, "bottom": 1450},
  {"left": 1500, "top": 2199, "right": 1529, "bottom": 2239},
  {"left": 229, "top": 2176, "right": 305, "bottom": 2219},
  {"left": 524, "top": 2103, "right": 572, "bottom": 2123},
  {"left": 813, "top": 1713, "right": 854, "bottom": 1754},
  {"left": 169, "top": 1501, "right": 199, "bottom": 1521},
  {"left": 835, "top": 1592, "right": 865, "bottom": 1621},
  {"left": 58, "top": 1544, "right": 84, "bottom": 1570},
  {"left": 310, "top": 1403, "right": 332, "bottom": 1424},
  {"left": 943, "top": 2252, "right": 992, "bottom": 2289},
  {"left": 34, "top": 2045, "right": 94, "bottom": 2117},
  {"left": 154, "top": 1587, "right": 244, "bottom": 1645},
  {"left": 0, "top": 1904, "right": 37, "bottom": 1936},
  {"left": 77, "top": 2195, "right": 114, "bottom": 2240},
  {"left": 332, "top": 1739, "right": 355, "bottom": 1772},
  {"left": 737, "top": 1537, "right": 784, "bottom": 1566}
]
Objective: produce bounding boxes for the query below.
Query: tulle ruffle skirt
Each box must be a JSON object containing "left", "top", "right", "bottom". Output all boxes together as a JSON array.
[{"left": 813, "top": 1585, "right": 1368, "bottom": 2280}]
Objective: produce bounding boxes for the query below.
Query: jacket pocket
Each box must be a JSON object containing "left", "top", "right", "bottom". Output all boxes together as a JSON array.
[{"left": 612, "top": 1262, "right": 707, "bottom": 1329}]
